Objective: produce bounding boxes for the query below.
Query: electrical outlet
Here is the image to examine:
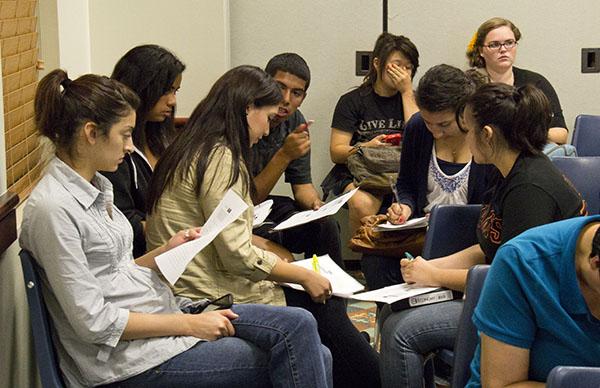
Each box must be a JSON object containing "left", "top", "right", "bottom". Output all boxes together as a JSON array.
[
  {"left": 581, "top": 48, "right": 600, "bottom": 73},
  {"left": 355, "top": 51, "right": 372, "bottom": 76}
]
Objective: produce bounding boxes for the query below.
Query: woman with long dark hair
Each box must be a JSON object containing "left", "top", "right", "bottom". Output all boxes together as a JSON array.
[
  {"left": 20, "top": 68, "right": 332, "bottom": 388},
  {"left": 146, "top": 65, "right": 381, "bottom": 388},
  {"left": 102, "top": 44, "right": 185, "bottom": 258}
]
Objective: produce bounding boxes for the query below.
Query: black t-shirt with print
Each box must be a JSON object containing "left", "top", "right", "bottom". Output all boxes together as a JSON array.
[
  {"left": 331, "top": 86, "right": 406, "bottom": 145},
  {"left": 477, "top": 153, "right": 585, "bottom": 262}
]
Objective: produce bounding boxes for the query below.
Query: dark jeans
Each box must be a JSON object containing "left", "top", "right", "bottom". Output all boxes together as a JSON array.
[
  {"left": 103, "top": 304, "right": 332, "bottom": 388},
  {"left": 283, "top": 287, "right": 381, "bottom": 388},
  {"left": 254, "top": 195, "right": 345, "bottom": 268}
]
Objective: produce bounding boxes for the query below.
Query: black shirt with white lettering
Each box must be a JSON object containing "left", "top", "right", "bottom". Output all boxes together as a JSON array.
[{"left": 331, "top": 86, "right": 406, "bottom": 145}]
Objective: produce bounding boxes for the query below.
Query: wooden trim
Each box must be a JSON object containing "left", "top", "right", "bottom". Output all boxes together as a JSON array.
[{"left": 0, "top": 190, "right": 19, "bottom": 255}]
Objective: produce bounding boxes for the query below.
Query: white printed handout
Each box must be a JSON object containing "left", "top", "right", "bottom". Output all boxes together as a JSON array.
[
  {"left": 252, "top": 199, "right": 273, "bottom": 227},
  {"left": 273, "top": 187, "right": 359, "bottom": 231},
  {"left": 155, "top": 189, "right": 248, "bottom": 285},
  {"left": 350, "top": 283, "right": 440, "bottom": 303},
  {"left": 373, "top": 216, "right": 428, "bottom": 232},
  {"left": 280, "top": 254, "right": 365, "bottom": 297}
]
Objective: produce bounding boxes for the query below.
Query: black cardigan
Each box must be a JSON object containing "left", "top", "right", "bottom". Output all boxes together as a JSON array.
[
  {"left": 101, "top": 151, "right": 152, "bottom": 258},
  {"left": 396, "top": 112, "right": 497, "bottom": 217}
]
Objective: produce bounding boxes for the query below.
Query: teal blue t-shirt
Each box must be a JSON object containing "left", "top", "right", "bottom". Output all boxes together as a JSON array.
[{"left": 467, "top": 215, "right": 600, "bottom": 387}]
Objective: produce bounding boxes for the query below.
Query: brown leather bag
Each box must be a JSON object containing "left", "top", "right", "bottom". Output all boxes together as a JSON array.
[{"left": 349, "top": 214, "right": 426, "bottom": 257}]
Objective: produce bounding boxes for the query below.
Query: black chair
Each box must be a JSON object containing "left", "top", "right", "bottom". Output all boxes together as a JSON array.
[
  {"left": 572, "top": 114, "right": 600, "bottom": 157},
  {"left": 20, "top": 250, "right": 66, "bottom": 388},
  {"left": 450, "top": 264, "right": 490, "bottom": 388},
  {"left": 551, "top": 156, "right": 600, "bottom": 214},
  {"left": 421, "top": 204, "right": 482, "bottom": 387},
  {"left": 547, "top": 366, "right": 600, "bottom": 387}
]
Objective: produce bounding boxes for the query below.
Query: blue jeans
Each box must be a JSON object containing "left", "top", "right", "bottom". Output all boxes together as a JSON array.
[
  {"left": 106, "top": 304, "right": 332, "bottom": 388},
  {"left": 380, "top": 300, "right": 463, "bottom": 388}
]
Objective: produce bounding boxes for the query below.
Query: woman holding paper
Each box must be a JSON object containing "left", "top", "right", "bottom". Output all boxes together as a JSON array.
[
  {"left": 362, "top": 65, "right": 495, "bottom": 291},
  {"left": 379, "top": 83, "right": 585, "bottom": 387},
  {"left": 20, "top": 69, "right": 332, "bottom": 387},
  {"left": 146, "top": 65, "right": 381, "bottom": 388}
]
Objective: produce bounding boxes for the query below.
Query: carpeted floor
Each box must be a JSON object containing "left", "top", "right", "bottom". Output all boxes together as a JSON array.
[{"left": 346, "top": 269, "right": 377, "bottom": 343}]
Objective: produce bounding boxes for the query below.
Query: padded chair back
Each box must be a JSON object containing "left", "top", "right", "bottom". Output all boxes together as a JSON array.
[
  {"left": 19, "top": 250, "right": 66, "bottom": 388},
  {"left": 572, "top": 114, "right": 600, "bottom": 156},
  {"left": 547, "top": 366, "right": 600, "bottom": 387},
  {"left": 451, "top": 264, "right": 490, "bottom": 388},
  {"left": 551, "top": 156, "right": 600, "bottom": 215},
  {"left": 422, "top": 204, "right": 482, "bottom": 259}
]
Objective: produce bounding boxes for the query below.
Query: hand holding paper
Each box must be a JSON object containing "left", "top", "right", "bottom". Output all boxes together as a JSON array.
[
  {"left": 281, "top": 255, "right": 364, "bottom": 298},
  {"left": 155, "top": 189, "right": 248, "bottom": 285}
]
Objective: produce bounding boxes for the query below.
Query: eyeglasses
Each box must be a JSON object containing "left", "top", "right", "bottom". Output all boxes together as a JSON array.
[{"left": 483, "top": 39, "right": 518, "bottom": 50}]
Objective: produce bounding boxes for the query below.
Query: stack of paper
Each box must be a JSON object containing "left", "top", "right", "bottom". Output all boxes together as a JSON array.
[
  {"left": 373, "top": 216, "right": 428, "bottom": 232},
  {"left": 280, "top": 254, "right": 364, "bottom": 297}
]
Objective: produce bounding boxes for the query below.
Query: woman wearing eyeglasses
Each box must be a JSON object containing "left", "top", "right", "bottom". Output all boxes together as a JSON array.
[{"left": 466, "top": 17, "right": 568, "bottom": 145}]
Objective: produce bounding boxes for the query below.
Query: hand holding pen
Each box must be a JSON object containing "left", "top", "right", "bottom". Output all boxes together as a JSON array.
[
  {"left": 386, "top": 176, "right": 412, "bottom": 224},
  {"left": 400, "top": 252, "right": 437, "bottom": 286}
]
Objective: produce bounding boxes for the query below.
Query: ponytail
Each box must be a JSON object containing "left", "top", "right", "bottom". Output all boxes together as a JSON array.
[
  {"left": 461, "top": 83, "right": 549, "bottom": 155},
  {"left": 512, "top": 85, "right": 550, "bottom": 153},
  {"left": 34, "top": 69, "right": 140, "bottom": 156},
  {"left": 34, "top": 69, "right": 69, "bottom": 145}
]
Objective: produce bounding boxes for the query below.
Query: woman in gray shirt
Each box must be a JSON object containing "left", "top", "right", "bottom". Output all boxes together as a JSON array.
[{"left": 20, "top": 69, "right": 332, "bottom": 387}]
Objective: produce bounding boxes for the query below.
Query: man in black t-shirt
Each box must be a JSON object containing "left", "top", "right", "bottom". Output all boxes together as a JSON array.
[{"left": 251, "top": 53, "right": 344, "bottom": 267}]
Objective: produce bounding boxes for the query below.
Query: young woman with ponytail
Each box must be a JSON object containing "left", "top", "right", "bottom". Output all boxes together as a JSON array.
[
  {"left": 378, "top": 83, "right": 585, "bottom": 388},
  {"left": 19, "top": 69, "right": 332, "bottom": 388}
]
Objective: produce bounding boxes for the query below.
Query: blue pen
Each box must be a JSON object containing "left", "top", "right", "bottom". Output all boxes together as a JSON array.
[{"left": 404, "top": 252, "right": 415, "bottom": 261}]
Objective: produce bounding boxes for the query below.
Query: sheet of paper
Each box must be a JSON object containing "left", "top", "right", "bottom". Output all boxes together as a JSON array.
[
  {"left": 273, "top": 187, "right": 359, "bottom": 231},
  {"left": 156, "top": 189, "right": 249, "bottom": 285},
  {"left": 252, "top": 199, "right": 273, "bottom": 227},
  {"left": 373, "top": 216, "right": 428, "bottom": 232},
  {"left": 350, "top": 283, "right": 440, "bottom": 303},
  {"left": 280, "top": 254, "right": 365, "bottom": 297}
]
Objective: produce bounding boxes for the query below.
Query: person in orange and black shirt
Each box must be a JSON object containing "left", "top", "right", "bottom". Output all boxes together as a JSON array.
[{"left": 378, "top": 83, "right": 585, "bottom": 388}]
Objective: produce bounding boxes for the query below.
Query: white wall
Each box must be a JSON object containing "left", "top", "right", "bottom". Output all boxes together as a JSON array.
[
  {"left": 88, "top": 0, "right": 230, "bottom": 116},
  {"left": 390, "top": 0, "right": 600, "bottom": 137},
  {"left": 231, "top": 1, "right": 600, "bottom": 198},
  {"left": 56, "top": 0, "right": 91, "bottom": 77},
  {"left": 230, "top": 1, "right": 381, "bottom": 197}
]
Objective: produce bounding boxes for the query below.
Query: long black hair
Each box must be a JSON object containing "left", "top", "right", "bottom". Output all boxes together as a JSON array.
[
  {"left": 111, "top": 44, "right": 185, "bottom": 158},
  {"left": 147, "top": 65, "right": 282, "bottom": 213}
]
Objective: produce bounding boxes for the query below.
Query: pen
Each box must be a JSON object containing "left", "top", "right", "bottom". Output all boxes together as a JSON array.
[
  {"left": 404, "top": 252, "right": 415, "bottom": 261},
  {"left": 388, "top": 176, "right": 401, "bottom": 204},
  {"left": 312, "top": 254, "right": 320, "bottom": 274}
]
